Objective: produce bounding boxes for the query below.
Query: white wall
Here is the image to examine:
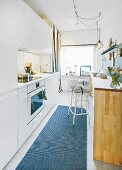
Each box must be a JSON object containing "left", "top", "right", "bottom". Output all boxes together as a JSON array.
[
  {"left": 61, "top": 0, "right": 122, "bottom": 70},
  {"left": 18, "top": 50, "right": 52, "bottom": 73},
  {"left": 61, "top": 0, "right": 122, "bottom": 48},
  {"left": 18, "top": 51, "right": 41, "bottom": 73},
  {"left": 101, "top": 0, "right": 122, "bottom": 48},
  {"left": 100, "top": 0, "right": 122, "bottom": 69},
  {"left": 61, "top": 29, "right": 97, "bottom": 45}
]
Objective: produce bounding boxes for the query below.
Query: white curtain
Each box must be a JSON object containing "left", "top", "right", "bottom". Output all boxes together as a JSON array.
[
  {"left": 52, "top": 25, "right": 61, "bottom": 72},
  {"left": 52, "top": 25, "right": 62, "bottom": 92}
]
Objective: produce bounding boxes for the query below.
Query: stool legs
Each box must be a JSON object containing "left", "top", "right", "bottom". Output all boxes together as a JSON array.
[
  {"left": 68, "top": 90, "right": 90, "bottom": 126},
  {"left": 80, "top": 91, "right": 82, "bottom": 114},
  {"left": 68, "top": 90, "right": 73, "bottom": 115},
  {"left": 84, "top": 93, "right": 90, "bottom": 126},
  {"left": 73, "top": 93, "right": 78, "bottom": 125}
]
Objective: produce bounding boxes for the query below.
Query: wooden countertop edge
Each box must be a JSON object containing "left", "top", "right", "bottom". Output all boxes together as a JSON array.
[{"left": 94, "top": 88, "right": 122, "bottom": 92}]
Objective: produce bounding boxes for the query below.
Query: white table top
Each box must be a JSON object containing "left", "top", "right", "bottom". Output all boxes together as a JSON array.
[{"left": 91, "top": 75, "right": 122, "bottom": 91}]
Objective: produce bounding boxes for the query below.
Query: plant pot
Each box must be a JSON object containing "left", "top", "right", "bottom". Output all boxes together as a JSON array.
[{"left": 110, "top": 76, "right": 120, "bottom": 89}]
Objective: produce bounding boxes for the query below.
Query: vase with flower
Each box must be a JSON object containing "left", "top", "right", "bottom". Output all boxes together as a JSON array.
[{"left": 108, "top": 67, "right": 120, "bottom": 89}]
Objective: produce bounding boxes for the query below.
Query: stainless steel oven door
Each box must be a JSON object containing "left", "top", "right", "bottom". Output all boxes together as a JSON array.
[{"left": 27, "top": 86, "right": 45, "bottom": 124}]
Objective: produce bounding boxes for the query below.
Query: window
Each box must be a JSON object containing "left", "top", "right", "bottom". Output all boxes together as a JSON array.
[{"left": 60, "top": 46, "right": 94, "bottom": 75}]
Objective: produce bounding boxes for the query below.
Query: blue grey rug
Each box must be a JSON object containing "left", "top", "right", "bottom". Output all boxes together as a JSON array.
[{"left": 16, "top": 105, "right": 87, "bottom": 170}]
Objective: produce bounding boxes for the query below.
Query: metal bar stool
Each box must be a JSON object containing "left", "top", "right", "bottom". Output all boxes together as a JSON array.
[
  {"left": 68, "top": 84, "right": 88, "bottom": 125},
  {"left": 68, "top": 81, "right": 90, "bottom": 126}
]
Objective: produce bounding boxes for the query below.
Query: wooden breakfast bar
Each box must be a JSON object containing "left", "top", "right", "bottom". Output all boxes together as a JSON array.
[{"left": 91, "top": 75, "right": 122, "bottom": 166}]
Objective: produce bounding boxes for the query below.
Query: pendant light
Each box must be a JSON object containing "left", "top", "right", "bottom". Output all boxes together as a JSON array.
[
  {"left": 73, "top": 0, "right": 101, "bottom": 27},
  {"left": 96, "top": 18, "right": 103, "bottom": 49},
  {"left": 73, "top": 0, "right": 103, "bottom": 48}
]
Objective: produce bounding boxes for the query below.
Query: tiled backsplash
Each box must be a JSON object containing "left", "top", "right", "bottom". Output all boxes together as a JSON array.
[{"left": 18, "top": 51, "right": 52, "bottom": 73}]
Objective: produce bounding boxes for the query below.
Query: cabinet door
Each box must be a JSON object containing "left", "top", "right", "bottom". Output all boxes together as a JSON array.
[
  {"left": 0, "top": 91, "right": 17, "bottom": 170},
  {"left": 52, "top": 75, "right": 59, "bottom": 102},
  {"left": 45, "top": 77, "right": 55, "bottom": 112},
  {"left": 17, "top": 87, "right": 27, "bottom": 149},
  {"left": 18, "top": 0, "right": 52, "bottom": 50},
  {"left": 94, "top": 90, "right": 122, "bottom": 166},
  {"left": 45, "top": 75, "right": 59, "bottom": 112},
  {"left": 0, "top": 0, "right": 18, "bottom": 94}
]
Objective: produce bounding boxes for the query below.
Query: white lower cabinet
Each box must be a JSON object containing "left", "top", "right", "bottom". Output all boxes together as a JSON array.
[
  {"left": 45, "top": 74, "right": 59, "bottom": 112},
  {"left": 0, "top": 74, "right": 59, "bottom": 169},
  {"left": 0, "top": 91, "right": 18, "bottom": 170},
  {"left": 17, "top": 87, "right": 27, "bottom": 149}
]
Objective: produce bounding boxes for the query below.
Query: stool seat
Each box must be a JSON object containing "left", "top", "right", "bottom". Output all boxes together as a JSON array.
[
  {"left": 73, "top": 84, "right": 83, "bottom": 93},
  {"left": 82, "top": 88, "right": 90, "bottom": 93}
]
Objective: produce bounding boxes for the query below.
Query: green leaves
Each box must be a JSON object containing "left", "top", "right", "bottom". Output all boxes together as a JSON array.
[{"left": 38, "top": 90, "right": 47, "bottom": 100}]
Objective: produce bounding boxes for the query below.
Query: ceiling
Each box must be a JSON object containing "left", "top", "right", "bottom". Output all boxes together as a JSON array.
[
  {"left": 24, "top": 0, "right": 109, "bottom": 31},
  {"left": 24, "top": 0, "right": 120, "bottom": 34}
]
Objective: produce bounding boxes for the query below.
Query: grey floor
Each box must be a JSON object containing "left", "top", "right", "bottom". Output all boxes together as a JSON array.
[{"left": 4, "top": 91, "right": 122, "bottom": 170}]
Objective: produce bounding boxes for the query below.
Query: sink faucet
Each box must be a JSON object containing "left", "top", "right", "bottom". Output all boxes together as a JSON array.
[{"left": 40, "top": 64, "right": 48, "bottom": 73}]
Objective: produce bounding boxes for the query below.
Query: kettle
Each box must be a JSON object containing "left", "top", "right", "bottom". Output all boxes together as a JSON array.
[{"left": 24, "top": 66, "right": 31, "bottom": 74}]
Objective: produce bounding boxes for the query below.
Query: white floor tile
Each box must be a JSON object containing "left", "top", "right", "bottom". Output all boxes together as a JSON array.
[
  {"left": 87, "top": 126, "right": 94, "bottom": 142},
  {"left": 102, "top": 162, "right": 122, "bottom": 170},
  {"left": 3, "top": 153, "right": 23, "bottom": 170},
  {"left": 87, "top": 160, "right": 103, "bottom": 170}
]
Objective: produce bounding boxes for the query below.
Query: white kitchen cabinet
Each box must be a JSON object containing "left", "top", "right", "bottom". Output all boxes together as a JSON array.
[
  {"left": 0, "top": 0, "right": 18, "bottom": 94},
  {"left": 0, "top": 91, "right": 18, "bottom": 170},
  {"left": 0, "top": 0, "right": 53, "bottom": 95},
  {"left": 17, "top": 87, "right": 27, "bottom": 149},
  {"left": 45, "top": 77, "right": 55, "bottom": 111},
  {"left": 45, "top": 74, "right": 59, "bottom": 112},
  {"left": 53, "top": 74, "right": 60, "bottom": 102},
  {"left": 18, "top": 0, "right": 52, "bottom": 51}
]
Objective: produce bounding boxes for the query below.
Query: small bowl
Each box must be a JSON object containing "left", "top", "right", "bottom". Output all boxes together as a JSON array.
[
  {"left": 92, "top": 72, "right": 98, "bottom": 77},
  {"left": 100, "top": 73, "right": 107, "bottom": 79}
]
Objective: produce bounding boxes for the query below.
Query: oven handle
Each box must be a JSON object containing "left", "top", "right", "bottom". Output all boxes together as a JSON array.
[
  {"left": 28, "top": 94, "right": 31, "bottom": 117},
  {"left": 28, "top": 86, "right": 45, "bottom": 97}
]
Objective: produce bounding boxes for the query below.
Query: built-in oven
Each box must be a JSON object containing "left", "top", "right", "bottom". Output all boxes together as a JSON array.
[{"left": 27, "top": 80, "right": 45, "bottom": 124}]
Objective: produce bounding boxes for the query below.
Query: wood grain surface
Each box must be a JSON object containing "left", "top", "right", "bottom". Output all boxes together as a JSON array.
[{"left": 93, "top": 89, "right": 122, "bottom": 166}]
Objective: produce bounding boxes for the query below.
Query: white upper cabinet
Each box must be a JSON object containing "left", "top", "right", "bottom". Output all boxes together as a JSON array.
[
  {"left": 18, "top": 0, "right": 53, "bottom": 50},
  {"left": 0, "top": 0, "right": 18, "bottom": 94},
  {"left": 0, "top": 0, "right": 53, "bottom": 95}
]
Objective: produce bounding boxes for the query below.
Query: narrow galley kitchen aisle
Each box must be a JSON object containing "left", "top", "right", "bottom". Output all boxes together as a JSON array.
[{"left": 3, "top": 90, "right": 122, "bottom": 170}]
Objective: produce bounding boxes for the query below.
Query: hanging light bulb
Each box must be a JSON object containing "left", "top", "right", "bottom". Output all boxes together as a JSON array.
[
  {"left": 96, "top": 40, "right": 103, "bottom": 49},
  {"left": 96, "top": 18, "right": 103, "bottom": 49},
  {"left": 96, "top": 27, "right": 103, "bottom": 49}
]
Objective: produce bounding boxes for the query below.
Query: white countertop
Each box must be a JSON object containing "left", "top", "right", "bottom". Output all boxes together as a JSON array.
[
  {"left": 18, "top": 72, "right": 60, "bottom": 88},
  {"left": 91, "top": 75, "right": 122, "bottom": 91},
  {"left": 62, "top": 75, "right": 90, "bottom": 79}
]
